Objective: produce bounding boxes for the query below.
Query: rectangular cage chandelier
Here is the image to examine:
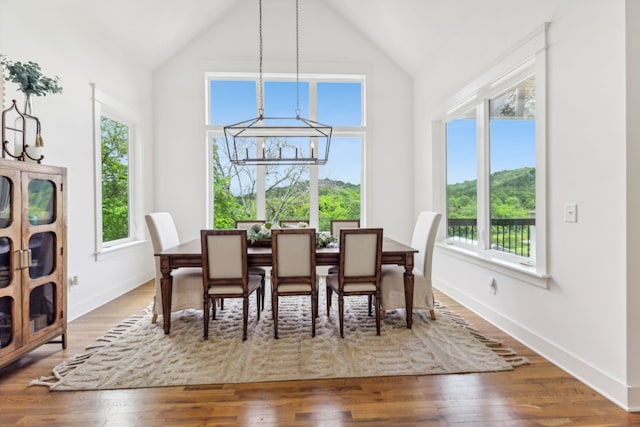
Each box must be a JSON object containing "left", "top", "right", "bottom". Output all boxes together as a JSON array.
[{"left": 223, "top": 0, "right": 332, "bottom": 166}]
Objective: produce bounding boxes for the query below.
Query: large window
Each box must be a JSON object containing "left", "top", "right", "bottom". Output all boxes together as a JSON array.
[
  {"left": 443, "top": 58, "right": 545, "bottom": 275},
  {"left": 207, "top": 75, "right": 364, "bottom": 231}
]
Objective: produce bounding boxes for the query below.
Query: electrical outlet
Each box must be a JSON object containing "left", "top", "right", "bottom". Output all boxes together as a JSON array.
[
  {"left": 69, "top": 275, "right": 79, "bottom": 287},
  {"left": 488, "top": 277, "right": 497, "bottom": 295}
]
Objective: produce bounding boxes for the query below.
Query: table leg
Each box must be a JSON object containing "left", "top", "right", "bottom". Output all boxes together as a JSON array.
[
  {"left": 160, "top": 256, "right": 173, "bottom": 335},
  {"left": 403, "top": 253, "right": 415, "bottom": 329}
]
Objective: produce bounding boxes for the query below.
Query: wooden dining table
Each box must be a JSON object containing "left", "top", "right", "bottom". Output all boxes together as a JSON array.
[{"left": 155, "top": 236, "right": 418, "bottom": 335}]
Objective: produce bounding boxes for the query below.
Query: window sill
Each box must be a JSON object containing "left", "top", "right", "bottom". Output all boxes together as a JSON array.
[
  {"left": 435, "top": 242, "right": 550, "bottom": 288},
  {"left": 94, "top": 239, "right": 147, "bottom": 261}
]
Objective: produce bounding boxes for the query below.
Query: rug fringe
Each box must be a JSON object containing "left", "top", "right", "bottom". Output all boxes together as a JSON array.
[
  {"left": 29, "top": 313, "right": 146, "bottom": 389},
  {"left": 436, "top": 303, "right": 529, "bottom": 369}
]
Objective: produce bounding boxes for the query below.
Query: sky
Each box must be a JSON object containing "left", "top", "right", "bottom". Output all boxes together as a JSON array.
[{"left": 446, "top": 118, "right": 535, "bottom": 184}]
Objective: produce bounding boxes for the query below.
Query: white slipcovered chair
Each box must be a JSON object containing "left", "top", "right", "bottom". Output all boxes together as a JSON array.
[
  {"left": 145, "top": 212, "right": 203, "bottom": 324},
  {"left": 380, "top": 211, "right": 442, "bottom": 321}
]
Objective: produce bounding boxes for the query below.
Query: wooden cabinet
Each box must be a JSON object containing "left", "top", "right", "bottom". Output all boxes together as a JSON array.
[{"left": 0, "top": 159, "right": 67, "bottom": 368}]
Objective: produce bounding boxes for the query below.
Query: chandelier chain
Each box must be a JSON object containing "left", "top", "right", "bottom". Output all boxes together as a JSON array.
[
  {"left": 296, "top": 0, "right": 300, "bottom": 117},
  {"left": 259, "top": 0, "right": 264, "bottom": 116}
]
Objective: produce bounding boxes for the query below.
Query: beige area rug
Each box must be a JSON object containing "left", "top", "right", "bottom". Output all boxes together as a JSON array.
[{"left": 31, "top": 281, "right": 527, "bottom": 391}]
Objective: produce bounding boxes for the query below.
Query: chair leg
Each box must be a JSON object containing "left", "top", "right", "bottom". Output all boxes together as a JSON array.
[
  {"left": 151, "top": 312, "right": 158, "bottom": 324},
  {"left": 339, "top": 295, "right": 345, "bottom": 338},
  {"left": 203, "top": 296, "right": 210, "bottom": 340},
  {"left": 311, "top": 291, "right": 317, "bottom": 337},
  {"left": 212, "top": 296, "right": 217, "bottom": 320},
  {"left": 261, "top": 274, "right": 266, "bottom": 311},
  {"left": 273, "top": 293, "right": 279, "bottom": 339},
  {"left": 256, "top": 290, "right": 261, "bottom": 321},
  {"left": 375, "top": 292, "right": 381, "bottom": 336},
  {"left": 368, "top": 295, "right": 373, "bottom": 316},
  {"left": 242, "top": 297, "right": 249, "bottom": 341},
  {"left": 430, "top": 309, "right": 437, "bottom": 320},
  {"left": 326, "top": 286, "right": 332, "bottom": 317}
]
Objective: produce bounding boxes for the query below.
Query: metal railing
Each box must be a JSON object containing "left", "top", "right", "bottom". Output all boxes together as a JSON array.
[{"left": 447, "top": 217, "right": 535, "bottom": 258}]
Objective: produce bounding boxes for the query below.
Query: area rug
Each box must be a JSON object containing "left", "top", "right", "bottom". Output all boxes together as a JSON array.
[{"left": 31, "top": 282, "right": 527, "bottom": 391}]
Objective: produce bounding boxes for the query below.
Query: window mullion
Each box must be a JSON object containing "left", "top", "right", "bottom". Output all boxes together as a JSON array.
[{"left": 476, "top": 101, "right": 491, "bottom": 252}]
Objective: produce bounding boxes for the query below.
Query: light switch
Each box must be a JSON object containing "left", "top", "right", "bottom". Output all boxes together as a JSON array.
[{"left": 564, "top": 203, "right": 577, "bottom": 223}]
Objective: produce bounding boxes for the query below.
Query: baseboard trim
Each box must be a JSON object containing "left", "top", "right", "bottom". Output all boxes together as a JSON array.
[
  {"left": 433, "top": 276, "right": 637, "bottom": 412},
  {"left": 67, "top": 272, "right": 153, "bottom": 321}
]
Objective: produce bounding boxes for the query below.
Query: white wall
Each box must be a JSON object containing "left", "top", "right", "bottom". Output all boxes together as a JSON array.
[
  {"left": 0, "top": 5, "right": 156, "bottom": 320},
  {"left": 415, "top": 0, "right": 638, "bottom": 410},
  {"left": 625, "top": 0, "right": 640, "bottom": 409},
  {"left": 153, "top": 0, "right": 415, "bottom": 243}
]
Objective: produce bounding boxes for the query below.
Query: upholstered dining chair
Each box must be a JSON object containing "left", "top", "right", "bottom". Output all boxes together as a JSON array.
[
  {"left": 326, "top": 228, "right": 383, "bottom": 338},
  {"left": 200, "top": 229, "right": 262, "bottom": 341},
  {"left": 330, "top": 219, "right": 360, "bottom": 237},
  {"left": 328, "top": 219, "right": 360, "bottom": 274},
  {"left": 380, "top": 211, "right": 442, "bottom": 321},
  {"left": 234, "top": 219, "right": 268, "bottom": 311},
  {"left": 270, "top": 228, "right": 318, "bottom": 338},
  {"left": 146, "top": 212, "right": 203, "bottom": 324}
]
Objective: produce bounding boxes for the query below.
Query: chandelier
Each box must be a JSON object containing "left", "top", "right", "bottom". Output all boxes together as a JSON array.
[{"left": 223, "top": 0, "right": 332, "bottom": 166}]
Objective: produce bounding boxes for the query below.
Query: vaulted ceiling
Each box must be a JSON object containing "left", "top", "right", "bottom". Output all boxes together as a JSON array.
[{"left": 5, "top": 0, "right": 551, "bottom": 77}]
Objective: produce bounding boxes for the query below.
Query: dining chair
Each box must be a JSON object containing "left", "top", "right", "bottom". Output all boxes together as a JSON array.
[
  {"left": 200, "top": 229, "right": 262, "bottom": 341},
  {"left": 328, "top": 219, "right": 360, "bottom": 274},
  {"left": 270, "top": 228, "right": 318, "bottom": 338},
  {"left": 234, "top": 219, "right": 268, "bottom": 311},
  {"left": 380, "top": 211, "right": 442, "bottom": 321},
  {"left": 145, "top": 212, "right": 203, "bottom": 324},
  {"left": 279, "top": 220, "right": 309, "bottom": 228},
  {"left": 326, "top": 228, "right": 383, "bottom": 338},
  {"left": 330, "top": 219, "right": 360, "bottom": 237}
]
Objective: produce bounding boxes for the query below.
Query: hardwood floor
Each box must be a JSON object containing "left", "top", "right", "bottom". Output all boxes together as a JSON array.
[{"left": 1, "top": 281, "right": 639, "bottom": 426}]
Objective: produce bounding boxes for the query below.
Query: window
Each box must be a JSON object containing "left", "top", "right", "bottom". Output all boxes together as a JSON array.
[
  {"left": 93, "top": 86, "right": 142, "bottom": 256},
  {"left": 439, "top": 25, "right": 547, "bottom": 280},
  {"left": 100, "top": 115, "right": 131, "bottom": 245},
  {"left": 207, "top": 75, "right": 364, "bottom": 231}
]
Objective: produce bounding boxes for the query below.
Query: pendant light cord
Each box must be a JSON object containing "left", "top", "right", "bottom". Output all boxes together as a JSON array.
[
  {"left": 259, "top": 0, "right": 264, "bottom": 117},
  {"left": 295, "top": 0, "right": 300, "bottom": 118}
]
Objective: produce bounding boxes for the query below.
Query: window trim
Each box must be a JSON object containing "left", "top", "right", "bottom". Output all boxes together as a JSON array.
[
  {"left": 92, "top": 85, "right": 142, "bottom": 259},
  {"left": 434, "top": 23, "right": 549, "bottom": 282},
  {"left": 205, "top": 73, "right": 366, "bottom": 230}
]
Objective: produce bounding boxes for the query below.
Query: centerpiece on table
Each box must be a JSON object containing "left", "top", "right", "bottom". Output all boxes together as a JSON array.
[
  {"left": 245, "top": 221, "right": 337, "bottom": 248},
  {"left": 247, "top": 222, "right": 273, "bottom": 246}
]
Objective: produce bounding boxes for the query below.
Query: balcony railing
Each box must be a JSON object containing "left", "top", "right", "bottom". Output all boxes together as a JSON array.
[{"left": 447, "top": 217, "right": 535, "bottom": 258}]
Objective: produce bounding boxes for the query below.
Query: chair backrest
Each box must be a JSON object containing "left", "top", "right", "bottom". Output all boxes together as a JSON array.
[
  {"left": 271, "top": 228, "right": 316, "bottom": 280},
  {"left": 235, "top": 220, "right": 266, "bottom": 230},
  {"left": 330, "top": 219, "right": 360, "bottom": 237},
  {"left": 200, "top": 229, "right": 248, "bottom": 286},
  {"left": 279, "top": 220, "right": 309, "bottom": 228},
  {"left": 339, "top": 228, "right": 383, "bottom": 288},
  {"left": 410, "top": 211, "right": 442, "bottom": 277},
  {"left": 145, "top": 212, "right": 180, "bottom": 253}
]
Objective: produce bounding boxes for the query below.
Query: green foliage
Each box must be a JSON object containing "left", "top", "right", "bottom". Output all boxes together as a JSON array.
[
  {"left": 447, "top": 167, "right": 535, "bottom": 219},
  {"left": 101, "top": 117, "right": 129, "bottom": 242},
  {"left": 0, "top": 55, "right": 63, "bottom": 96}
]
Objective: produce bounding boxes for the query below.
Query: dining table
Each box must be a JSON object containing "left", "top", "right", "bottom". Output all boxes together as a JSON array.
[{"left": 155, "top": 236, "right": 418, "bottom": 335}]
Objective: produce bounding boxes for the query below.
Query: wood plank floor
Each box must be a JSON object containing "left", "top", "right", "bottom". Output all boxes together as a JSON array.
[{"left": 1, "top": 281, "right": 639, "bottom": 426}]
